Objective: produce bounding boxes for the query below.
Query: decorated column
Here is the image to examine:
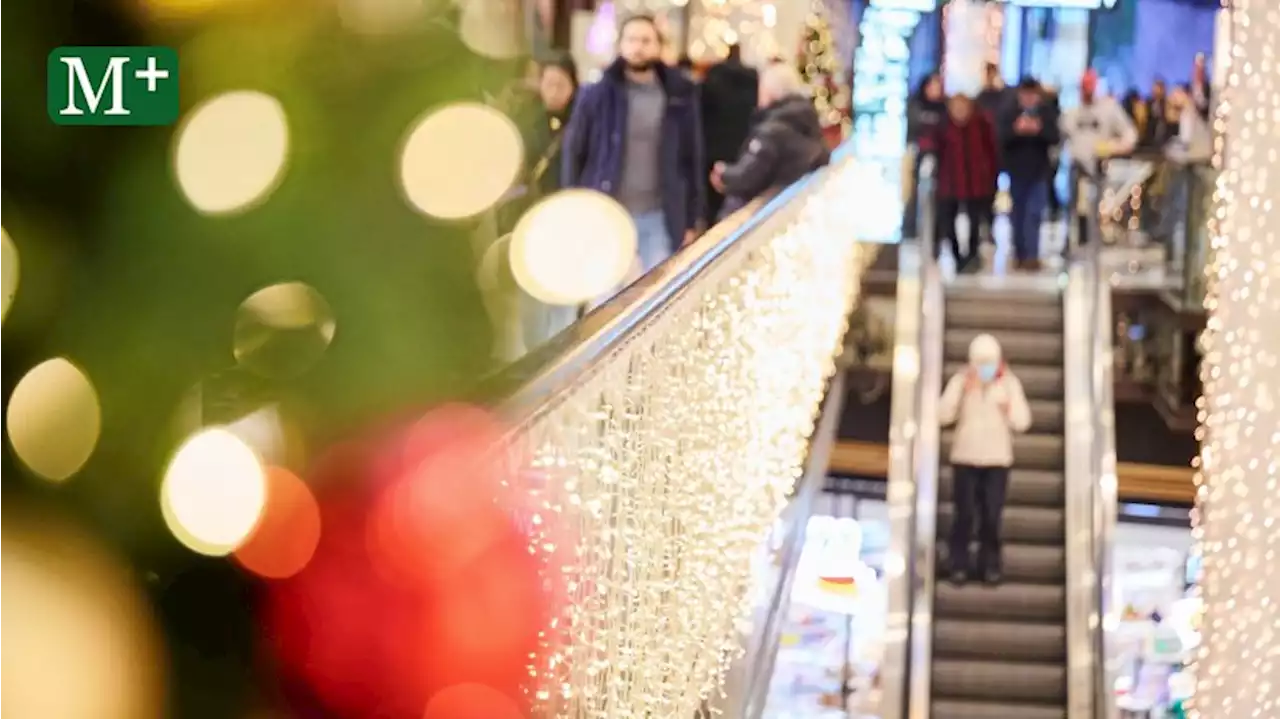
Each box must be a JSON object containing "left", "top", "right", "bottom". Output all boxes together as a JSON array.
[{"left": 1190, "top": 2, "right": 1280, "bottom": 717}]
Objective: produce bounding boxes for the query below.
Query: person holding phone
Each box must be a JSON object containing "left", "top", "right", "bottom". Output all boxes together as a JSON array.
[{"left": 1000, "top": 77, "right": 1060, "bottom": 270}]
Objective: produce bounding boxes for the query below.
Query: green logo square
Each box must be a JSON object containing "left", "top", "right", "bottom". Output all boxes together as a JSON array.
[{"left": 47, "top": 46, "right": 179, "bottom": 127}]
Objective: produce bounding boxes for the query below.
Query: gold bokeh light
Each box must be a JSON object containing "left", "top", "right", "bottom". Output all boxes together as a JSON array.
[
  {"left": 337, "top": 0, "right": 428, "bottom": 35},
  {"left": 2, "top": 512, "right": 165, "bottom": 719},
  {"left": 161, "top": 428, "right": 268, "bottom": 556},
  {"left": 233, "top": 281, "right": 336, "bottom": 378},
  {"left": 173, "top": 90, "right": 290, "bottom": 216},
  {"left": 459, "top": 0, "right": 525, "bottom": 59},
  {"left": 398, "top": 102, "right": 524, "bottom": 220},
  {"left": 2, "top": 227, "right": 18, "bottom": 323},
  {"left": 508, "top": 189, "right": 637, "bottom": 306},
  {"left": 6, "top": 358, "right": 102, "bottom": 483}
]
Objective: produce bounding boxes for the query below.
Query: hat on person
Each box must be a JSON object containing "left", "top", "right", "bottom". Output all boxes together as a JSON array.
[
  {"left": 968, "top": 333, "right": 1003, "bottom": 366},
  {"left": 1081, "top": 68, "right": 1099, "bottom": 94}
]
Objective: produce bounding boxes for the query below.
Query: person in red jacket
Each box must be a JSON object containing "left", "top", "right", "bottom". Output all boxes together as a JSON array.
[{"left": 931, "top": 93, "right": 999, "bottom": 271}]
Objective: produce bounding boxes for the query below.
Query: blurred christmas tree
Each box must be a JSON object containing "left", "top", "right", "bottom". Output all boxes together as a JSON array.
[
  {"left": 796, "top": 0, "right": 851, "bottom": 148},
  {"left": 2, "top": 1, "right": 523, "bottom": 716}
]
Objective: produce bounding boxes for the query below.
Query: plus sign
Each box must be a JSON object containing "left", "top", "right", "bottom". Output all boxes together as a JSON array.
[{"left": 134, "top": 56, "right": 170, "bottom": 93}]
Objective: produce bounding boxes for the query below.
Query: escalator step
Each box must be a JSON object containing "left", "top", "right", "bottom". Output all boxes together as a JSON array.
[
  {"left": 940, "top": 431, "right": 1065, "bottom": 471},
  {"left": 945, "top": 286, "right": 1060, "bottom": 305},
  {"left": 933, "top": 619, "right": 1066, "bottom": 662},
  {"left": 932, "top": 659, "right": 1066, "bottom": 704},
  {"left": 945, "top": 329, "right": 1064, "bottom": 366},
  {"left": 944, "top": 362, "right": 1062, "bottom": 400},
  {"left": 1026, "top": 400, "right": 1064, "bottom": 432},
  {"left": 937, "top": 505, "right": 1066, "bottom": 545},
  {"left": 940, "top": 467, "right": 1064, "bottom": 506},
  {"left": 1000, "top": 543, "right": 1066, "bottom": 583},
  {"left": 935, "top": 542, "right": 1066, "bottom": 583},
  {"left": 935, "top": 582, "right": 1065, "bottom": 621},
  {"left": 947, "top": 300, "right": 1063, "bottom": 333},
  {"left": 932, "top": 699, "right": 1066, "bottom": 719}
]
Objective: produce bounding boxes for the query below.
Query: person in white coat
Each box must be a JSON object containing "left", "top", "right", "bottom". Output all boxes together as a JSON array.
[{"left": 938, "top": 333, "right": 1032, "bottom": 585}]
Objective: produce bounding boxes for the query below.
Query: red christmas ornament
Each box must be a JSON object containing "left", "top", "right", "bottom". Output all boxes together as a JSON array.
[{"left": 264, "top": 404, "right": 559, "bottom": 719}]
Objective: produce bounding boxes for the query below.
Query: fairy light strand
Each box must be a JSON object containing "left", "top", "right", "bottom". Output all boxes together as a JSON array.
[
  {"left": 1188, "top": 2, "right": 1280, "bottom": 717},
  {"left": 501, "top": 159, "right": 869, "bottom": 716},
  {"left": 799, "top": 0, "right": 850, "bottom": 131}
]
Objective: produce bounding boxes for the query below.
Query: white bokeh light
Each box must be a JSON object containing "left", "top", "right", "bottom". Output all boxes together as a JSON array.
[
  {"left": 509, "top": 190, "right": 638, "bottom": 306},
  {"left": 161, "top": 428, "right": 268, "bottom": 556},
  {"left": 398, "top": 102, "right": 524, "bottom": 220},
  {"left": 173, "top": 90, "right": 290, "bottom": 216}
]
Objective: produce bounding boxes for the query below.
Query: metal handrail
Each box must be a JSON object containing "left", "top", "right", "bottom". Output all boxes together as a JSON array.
[
  {"left": 1069, "top": 177, "right": 1119, "bottom": 719},
  {"left": 490, "top": 142, "right": 857, "bottom": 423},
  {"left": 880, "top": 158, "right": 943, "bottom": 719},
  {"left": 1089, "top": 195, "right": 1120, "bottom": 719}
]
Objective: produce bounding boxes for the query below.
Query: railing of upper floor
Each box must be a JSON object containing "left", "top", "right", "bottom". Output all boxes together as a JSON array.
[
  {"left": 1093, "top": 153, "right": 1215, "bottom": 306},
  {"left": 478, "top": 143, "right": 874, "bottom": 716}
]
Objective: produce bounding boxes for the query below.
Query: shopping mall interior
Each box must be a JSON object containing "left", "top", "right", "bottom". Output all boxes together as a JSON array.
[{"left": 0, "top": 1, "right": 1274, "bottom": 719}]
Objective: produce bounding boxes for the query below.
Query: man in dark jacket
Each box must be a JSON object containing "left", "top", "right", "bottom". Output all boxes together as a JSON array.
[
  {"left": 700, "top": 44, "right": 759, "bottom": 223},
  {"left": 711, "top": 63, "right": 830, "bottom": 217},
  {"left": 1000, "top": 78, "right": 1060, "bottom": 270},
  {"left": 561, "top": 14, "right": 705, "bottom": 276}
]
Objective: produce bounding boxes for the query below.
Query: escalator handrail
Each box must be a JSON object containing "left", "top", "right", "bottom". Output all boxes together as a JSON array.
[
  {"left": 1087, "top": 185, "right": 1121, "bottom": 719},
  {"left": 880, "top": 157, "right": 944, "bottom": 719},
  {"left": 1064, "top": 235, "right": 1096, "bottom": 719},
  {"left": 489, "top": 143, "right": 856, "bottom": 423}
]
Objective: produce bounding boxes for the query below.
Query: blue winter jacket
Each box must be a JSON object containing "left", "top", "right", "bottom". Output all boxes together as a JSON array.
[{"left": 561, "top": 59, "right": 706, "bottom": 248}]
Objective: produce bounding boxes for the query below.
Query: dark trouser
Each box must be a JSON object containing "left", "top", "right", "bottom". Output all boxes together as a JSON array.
[
  {"left": 1009, "top": 177, "right": 1049, "bottom": 263},
  {"left": 935, "top": 197, "right": 993, "bottom": 269},
  {"left": 949, "top": 464, "right": 1011, "bottom": 573}
]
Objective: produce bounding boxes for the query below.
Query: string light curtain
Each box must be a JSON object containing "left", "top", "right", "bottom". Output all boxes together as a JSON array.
[
  {"left": 1190, "top": 1, "right": 1280, "bottom": 717},
  {"left": 798, "top": 0, "right": 851, "bottom": 141}
]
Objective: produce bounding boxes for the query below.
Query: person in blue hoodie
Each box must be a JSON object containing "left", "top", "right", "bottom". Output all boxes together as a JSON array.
[{"left": 561, "top": 14, "right": 705, "bottom": 278}]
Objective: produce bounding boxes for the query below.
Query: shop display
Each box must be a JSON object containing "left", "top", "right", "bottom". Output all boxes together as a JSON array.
[
  {"left": 764, "top": 514, "right": 887, "bottom": 718},
  {"left": 1108, "top": 523, "right": 1201, "bottom": 719}
]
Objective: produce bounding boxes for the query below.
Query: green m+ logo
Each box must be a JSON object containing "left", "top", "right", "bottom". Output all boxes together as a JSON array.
[{"left": 47, "top": 47, "right": 179, "bottom": 126}]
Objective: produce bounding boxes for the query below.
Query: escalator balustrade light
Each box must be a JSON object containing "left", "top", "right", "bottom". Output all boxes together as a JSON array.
[
  {"left": 509, "top": 159, "right": 871, "bottom": 716},
  {"left": 1190, "top": 5, "right": 1280, "bottom": 718}
]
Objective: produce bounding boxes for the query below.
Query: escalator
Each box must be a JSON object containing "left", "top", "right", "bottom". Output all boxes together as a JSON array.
[
  {"left": 864, "top": 162, "right": 1121, "bottom": 719},
  {"left": 932, "top": 285, "right": 1068, "bottom": 719}
]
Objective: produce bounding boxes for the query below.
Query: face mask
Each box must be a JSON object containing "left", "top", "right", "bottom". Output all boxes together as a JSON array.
[{"left": 976, "top": 363, "right": 999, "bottom": 383}]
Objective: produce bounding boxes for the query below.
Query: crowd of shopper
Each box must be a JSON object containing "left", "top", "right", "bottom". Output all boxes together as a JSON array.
[
  {"left": 905, "top": 55, "right": 1212, "bottom": 273},
  {"left": 507, "top": 14, "right": 831, "bottom": 351}
]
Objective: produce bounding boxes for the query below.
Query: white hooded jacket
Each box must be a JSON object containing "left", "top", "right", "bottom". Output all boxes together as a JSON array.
[
  {"left": 1059, "top": 96, "right": 1137, "bottom": 175},
  {"left": 938, "top": 334, "right": 1032, "bottom": 467}
]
